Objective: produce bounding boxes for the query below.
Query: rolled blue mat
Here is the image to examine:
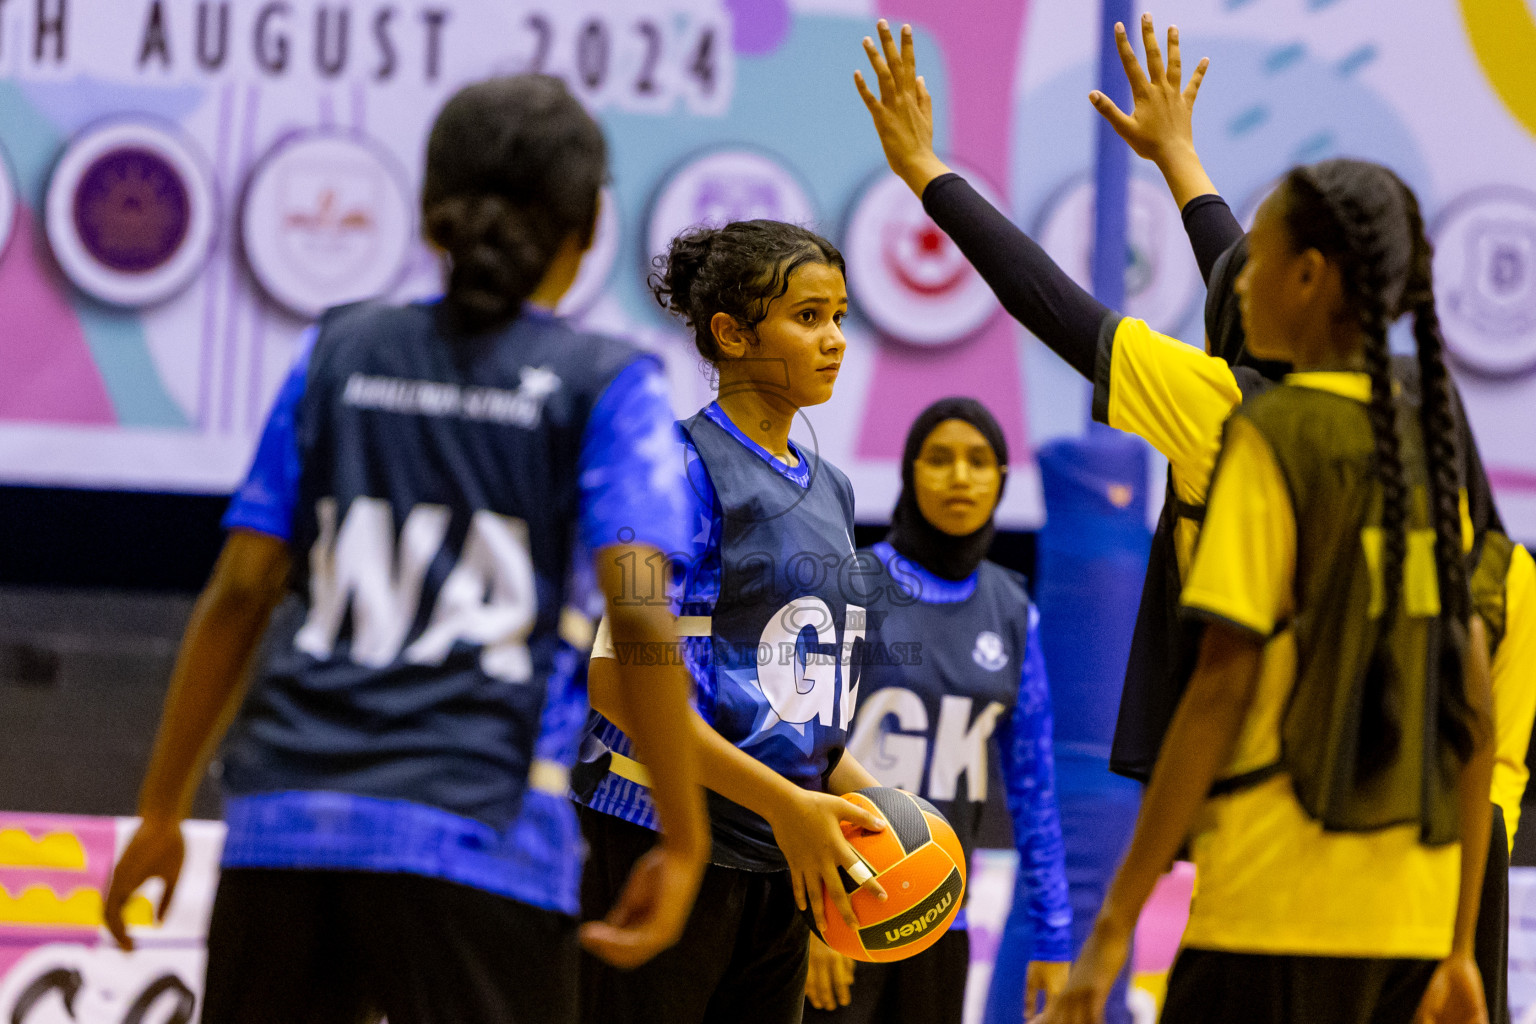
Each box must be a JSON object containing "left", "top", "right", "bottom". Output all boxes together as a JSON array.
[
  {"left": 985, "top": 432, "right": 1149, "bottom": 1024},
  {"left": 1036, "top": 431, "right": 1150, "bottom": 756},
  {"left": 986, "top": 755, "right": 1142, "bottom": 1024}
]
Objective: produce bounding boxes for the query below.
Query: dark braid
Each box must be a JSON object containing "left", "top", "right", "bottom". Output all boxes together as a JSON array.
[
  {"left": 1400, "top": 183, "right": 1478, "bottom": 762},
  {"left": 1285, "top": 164, "right": 1408, "bottom": 777},
  {"left": 1282, "top": 160, "right": 1480, "bottom": 771}
]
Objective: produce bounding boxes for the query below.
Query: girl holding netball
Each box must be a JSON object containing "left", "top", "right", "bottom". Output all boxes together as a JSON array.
[
  {"left": 576, "top": 220, "right": 890, "bottom": 1024},
  {"left": 103, "top": 75, "right": 707, "bottom": 1024},
  {"left": 804, "top": 397, "right": 1072, "bottom": 1024}
]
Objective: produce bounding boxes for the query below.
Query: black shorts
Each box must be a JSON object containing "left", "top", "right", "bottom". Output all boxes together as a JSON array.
[
  {"left": 801, "top": 927, "right": 969, "bottom": 1024},
  {"left": 578, "top": 806, "right": 811, "bottom": 1024},
  {"left": 1161, "top": 949, "right": 1437, "bottom": 1024},
  {"left": 202, "top": 868, "right": 578, "bottom": 1024},
  {"left": 1476, "top": 804, "right": 1511, "bottom": 1024}
]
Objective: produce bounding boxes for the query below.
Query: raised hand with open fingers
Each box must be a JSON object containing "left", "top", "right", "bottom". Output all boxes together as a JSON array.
[
  {"left": 1089, "top": 14, "right": 1208, "bottom": 163},
  {"left": 1088, "top": 13, "right": 1217, "bottom": 209},
  {"left": 854, "top": 19, "right": 951, "bottom": 199}
]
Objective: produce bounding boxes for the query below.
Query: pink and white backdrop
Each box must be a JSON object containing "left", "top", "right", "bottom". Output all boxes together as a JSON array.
[
  {"left": 1, "top": 0, "right": 1533, "bottom": 538},
  {"left": 6, "top": 1, "right": 1536, "bottom": 1020}
]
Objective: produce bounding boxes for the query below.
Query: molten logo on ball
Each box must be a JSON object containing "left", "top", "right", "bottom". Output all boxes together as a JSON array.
[{"left": 864, "top": 869, "right": 963, "bottom": 950}]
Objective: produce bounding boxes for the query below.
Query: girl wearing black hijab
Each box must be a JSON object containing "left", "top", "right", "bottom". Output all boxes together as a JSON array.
[{"left": 804, "top": 398, "right": 1072, "bottom": 1024}]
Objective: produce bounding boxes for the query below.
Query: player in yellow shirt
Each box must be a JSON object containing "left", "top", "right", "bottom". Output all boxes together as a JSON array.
[
  {"left": 1469, "top": 531, "right": 1536, "bottom": 1018},
  {"left": 1085, "top": 23, "right": 1532, "bottom": 1020},
  {"left": 856, "top": 17, "right": 1527, "bottom": 1022},
  {"left": 1481, "top": 538, "right": 1536, "bottom": 846},
  {"left": 1042, "top": 156, "right": 1494, "bottom": 1022},
  {"left": 855, "top": 19, "right": 1510, "bottom": 790}
]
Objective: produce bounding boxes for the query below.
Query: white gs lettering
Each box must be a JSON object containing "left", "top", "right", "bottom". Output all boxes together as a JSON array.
[
  {"left": 756, "top": 596, "right": 837, "bottom": 725},
  {"left": 838, "top": 604, "right": 865, "bottom": 731}
]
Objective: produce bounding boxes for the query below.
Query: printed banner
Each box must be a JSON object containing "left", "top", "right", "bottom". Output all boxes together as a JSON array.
[
  {"left": 0, "top": 813, "right": 1053, "bottom": 1024},
  {"left": 0, "top": 0, "right": 1533, "bottom": 538},
  {"left": 0, "top": 812, "right": 224, "bottom": 1024},
  {"left": 1510, "top": 867, "right": 1536, "bottom": 1022}
]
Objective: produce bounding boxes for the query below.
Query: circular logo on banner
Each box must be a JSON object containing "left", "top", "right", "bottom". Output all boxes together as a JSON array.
[
  {"left": 1432, "top": 187, "right": 1536, "bottom": 379},
  {"left": 844, "top": 166, "right": 1004, "bottom": 346},
  {"left": 1034, "top": 174, "right": 1202, "bottom": 335},
  {"left": 646, "top": 148, "right": 817, "bottom": 267},
  {"left": 46, "top": 119, "right": 216, "bottom": 307},
  {"left": 0, "top": 144, "right": 17, "bottom": 262},
  {"left": 242, "top": 132, "right": 414, "bottom": 319},
  {"left": 558, "top": 186, "right": 620, "bottom": 317}
]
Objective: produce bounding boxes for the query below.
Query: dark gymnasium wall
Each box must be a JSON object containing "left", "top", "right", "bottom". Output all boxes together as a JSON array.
[
  {"left": 0, "top": 487, "right": 1030, "bottom": 849},
  {"left": 5, "top": 489, "right": 1533, "bottom": 865},
  {"left": 0, "top": 487, "right": 1036, "bottom": 593}
]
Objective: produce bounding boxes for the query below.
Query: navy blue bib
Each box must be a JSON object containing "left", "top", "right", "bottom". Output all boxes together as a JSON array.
[
  {"left": 223, "top": 302, "right": 640, "bottom": 828},
  {"left": 681, "top": 410, "right": 860, "bottom": 870},
  {"left": 846, "top": 549, "right": 1029, "bottom": 859}
]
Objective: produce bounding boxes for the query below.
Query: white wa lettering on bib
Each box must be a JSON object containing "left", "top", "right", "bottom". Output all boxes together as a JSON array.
[{"left": 295, "top": 497, "right": 539, "bottom": 682}]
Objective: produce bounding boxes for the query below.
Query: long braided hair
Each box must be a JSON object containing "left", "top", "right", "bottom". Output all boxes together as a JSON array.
[
  {"left": 1281, "top": 160, "right": 1478, "bottom": 772},
  {"left": 1399, "top": 183, "right": 1478, "bottom": 761}
]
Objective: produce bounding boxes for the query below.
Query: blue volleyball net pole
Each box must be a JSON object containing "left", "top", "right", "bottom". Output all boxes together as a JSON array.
[
  {"left": 986, "top": 3, "right": 1150, "bottom": 1022},
  {"left": 1091, "top": 0, "right": 1132, "bottom": 316}
]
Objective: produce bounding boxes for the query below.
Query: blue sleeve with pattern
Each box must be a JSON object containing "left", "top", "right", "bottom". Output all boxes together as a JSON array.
[
  {"left": 222, "top": 328, "right": 317, "bottom": 541},
  {"left": 994, "top": 602, "right": 1073, "bottom": 962},
  {"left": 578, "top": 356, "right": 690, "bottom": 557},
  {"left": 675, "top": 426, "right": 723, "bottom": 723}
]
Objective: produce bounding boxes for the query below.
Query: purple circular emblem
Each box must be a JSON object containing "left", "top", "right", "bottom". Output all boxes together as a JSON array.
[
  {"left": 71, "top": 147, "right": 190, "bottom": 274},
  {"left": 724, "top": 0, "right": 789, "bottom": 55}
]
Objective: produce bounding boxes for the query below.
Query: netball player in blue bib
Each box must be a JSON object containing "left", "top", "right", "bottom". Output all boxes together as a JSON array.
[
  {"left": 802, "top": 397, "right": 1072, "bottom": 1024},
  {"left": 102, "top": 76, "right": 707, "bottom": 1024},
  {"left": 577, "top": 221, "right": 890, "bottom": 1024}
]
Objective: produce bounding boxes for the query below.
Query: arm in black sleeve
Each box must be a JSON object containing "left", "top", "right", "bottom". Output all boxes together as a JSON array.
[
  {"left": 921, "top": 173, "right": 1114, "bottom": 381},
  {"left": 1180, "top": 194, "right": 1244, "bottom": 284}
]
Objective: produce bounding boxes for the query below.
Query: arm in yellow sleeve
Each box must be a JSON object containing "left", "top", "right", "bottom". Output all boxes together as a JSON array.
[
  {"left": 1491, "top": 544, "right": 1536, "bottom": 851},
  {"left": 1094, "top": 317, "right": 1244, "bottom": 507},
  {"left": 1179, "top": 416, "right": 1295, "bottom": 638}
]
